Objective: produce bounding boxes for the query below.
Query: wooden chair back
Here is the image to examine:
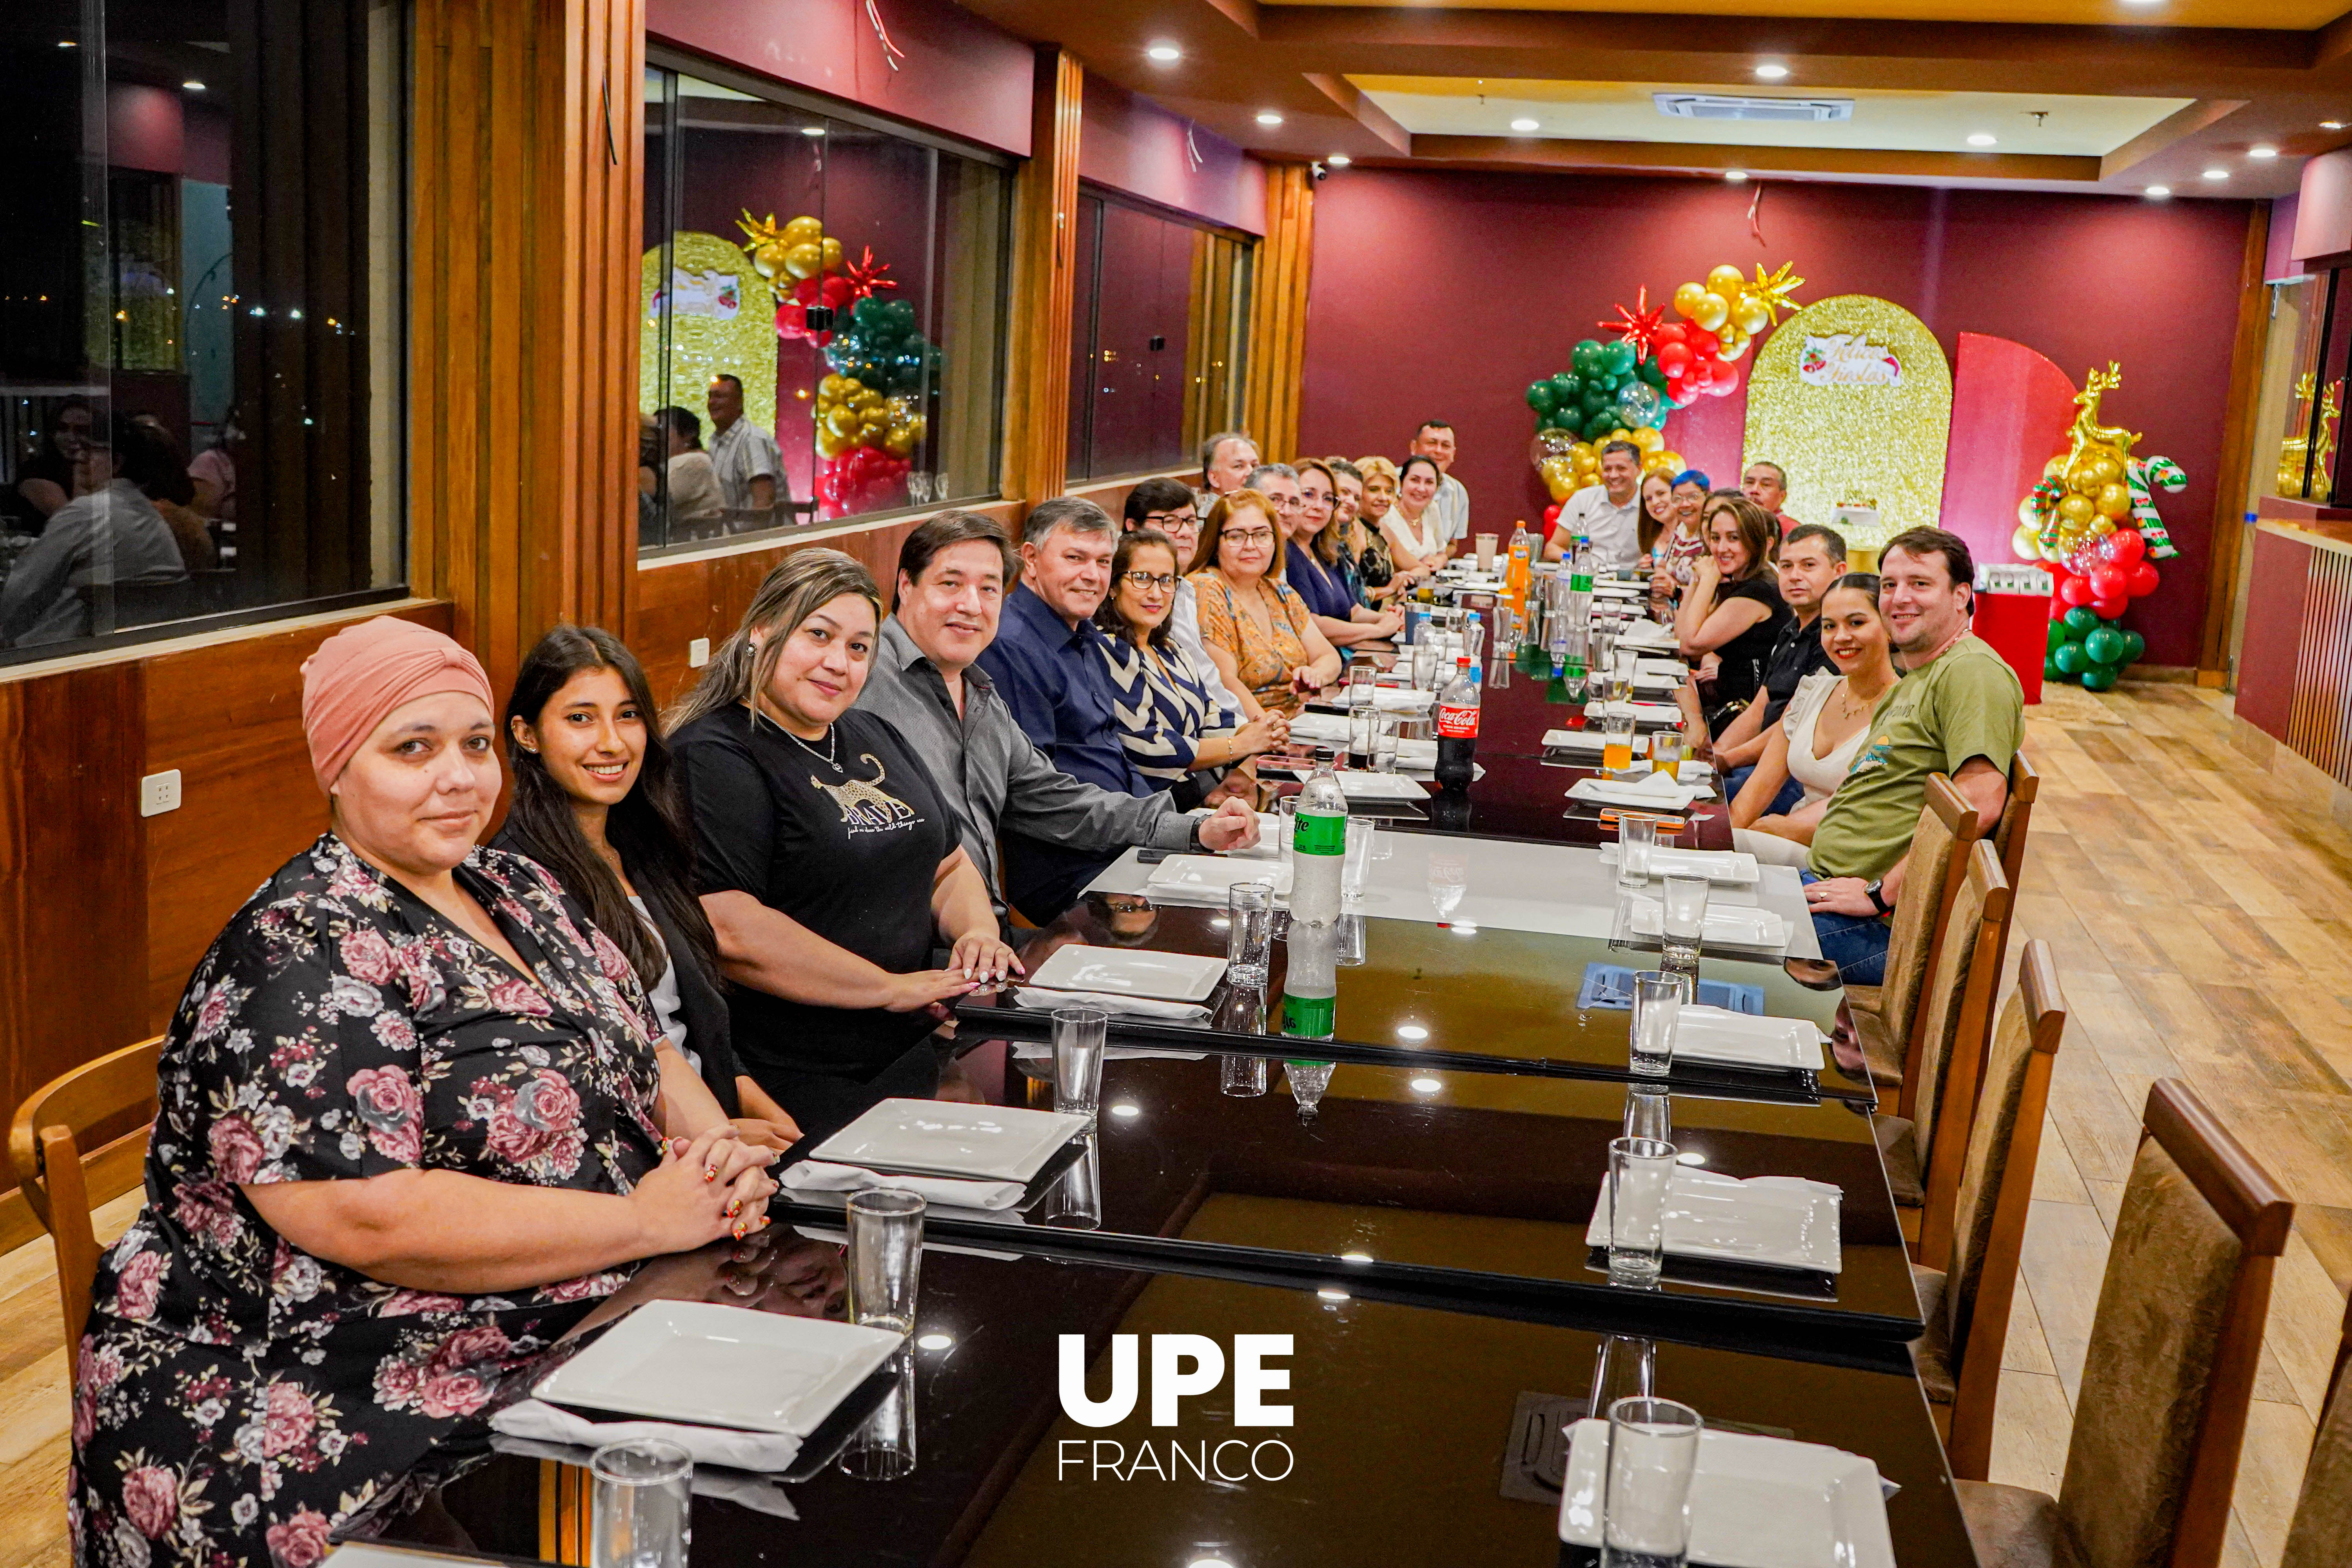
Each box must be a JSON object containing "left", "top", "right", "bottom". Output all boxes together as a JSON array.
[
  {"left": 1904, "top": 843, "right": 2011, "bottom": 1258},
  {"left": 1936, "top": 939, "right": 2067, "bottom": 1479},
  {"left": 1875, "top": 775, "right": 1982, "bottom": 1092},
  {"left": 2278, "top": 1290, "right": 2352, "bottom": 1568},
  {"left": 5, "top": 1037, "right": 164, "bottom": 1383},
  {"left": 2056, "top": 1080, "right": 2291, "bottom": 1568},
  {"left": 1993, "top": 752, "right": 2039, "bottom": 895}
]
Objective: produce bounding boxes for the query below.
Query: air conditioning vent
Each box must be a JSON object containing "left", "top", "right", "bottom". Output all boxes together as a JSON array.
[{"left": 1654, "top": 93, "right": 1853, "bottom": 123}]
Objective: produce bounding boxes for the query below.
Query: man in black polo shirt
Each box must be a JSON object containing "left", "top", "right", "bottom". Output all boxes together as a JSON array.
[{"left": 1714, "top": 523, "right": 1846, "bottom": 813}]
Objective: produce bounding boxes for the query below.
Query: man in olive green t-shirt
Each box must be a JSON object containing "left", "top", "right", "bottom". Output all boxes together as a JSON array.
[{"left": 1794, "top": 528, "right": 2024, "bottom": 984}]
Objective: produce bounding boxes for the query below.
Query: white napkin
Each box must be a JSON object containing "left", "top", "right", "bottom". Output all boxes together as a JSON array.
[
  {"left": 1284, "top": 711, "right": 1351, "bottom": 742},
  {"left": 1634, "top": 657, "right": 1688, "bottom": 679},
  {"left": 1587, "top": 699, "right": 1686, "bottom": 723},
  {"left": 1394, "top": 737, "right": 1439, "bottom": 764},
  {"left": 493, "top": 1398, "right": 805, "bottom": 1474},
  {"left": 1614, "top": 622, "right": 1681, "bottom": 649},
  {"left": 1543, "top": 727, "right": 1650, "bottom": 756},
  {"left": 1368, "top": 687, "right": 1434, "bottom": 711},
  {"left": 780, "top": 1159, "right": 1026, "bottom": 1211},
  {"left": 1012, "top": 985, "right": 1209, "bottom": 1023},
  {"left": 1569, "top": 773, "right": 1706, "bottom": 809}
]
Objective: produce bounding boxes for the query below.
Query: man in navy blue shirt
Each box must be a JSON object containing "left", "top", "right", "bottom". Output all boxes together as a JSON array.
[{"left": 978, "top": 495, "right": 1156, "bottom": 917}]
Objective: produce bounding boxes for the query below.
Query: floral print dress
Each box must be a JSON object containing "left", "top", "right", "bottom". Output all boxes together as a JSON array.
[{"left": 71, "top": 834, "right": 668, "bottom": 1568}]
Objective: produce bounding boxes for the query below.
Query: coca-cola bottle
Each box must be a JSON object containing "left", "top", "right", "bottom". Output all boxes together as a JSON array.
[{"left": 1434, "top": 655, "right": 1480, "bottom": 792}]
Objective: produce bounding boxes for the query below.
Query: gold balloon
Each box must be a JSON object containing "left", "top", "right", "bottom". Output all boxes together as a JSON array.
[
  {"left": 1692, "top": 292, "right": 1730, "bottom": 331},
  {"left": 2087, "top": 455, "right": 2121, "bottom": 489},
  {"left": 1673, "top": 281, "right": 1708, "bottom": 319},
  {"left": 784, "top": 242, "right": 825, "bottom": 280},
  {"left": 1717, "top": 329, "right": 1749, "bottom": 363},
  {"left": 2057, "top": 493, "right": 2094, "bottom": 525},
  {"left": 782, "top": 215, "right": 824, "bottom": 249},
  {"left": 816, "top": 425, "right": 852, "bottom": 458},
  {"left": 752, "top": 241, "right": 789, "bottom": 279},
  {"left": 820, "top": 237, "right": 845, "bottom": 274},
  {"left": 2091, "top": 515, "right": 2116, "bottom": 535},
  {"left": 824, "top": 404, "right": 862, "bottom": 439},
  {"left": 2095, "top": 482, "right": 2131, "bottom": 518},
  {"left": 1732, "top": 296, "right": 1770, "bottom": 337},
  {"left": 1649, "top": 449, "right": 1684, "bottom": 475},
  {"left": 1707, "top": 263, "right": 1747, "bottom": 301},
  {"left": 1539, "top": 457, "right": 1577, "bottom": 501},
  {"left": 2043, "top": 456, "right": 2067, "bottom": 479},
  {"left": 1632, "top": 426, "right": 1664, "bottom": 453}
]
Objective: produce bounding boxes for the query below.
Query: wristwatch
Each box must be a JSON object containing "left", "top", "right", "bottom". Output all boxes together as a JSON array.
[
  {"left": 1864, "top": 879, "right": 1890, "bottom": 915},
  {"left": 1187, "top": 816, "right": 1206, "bottom": 852}
]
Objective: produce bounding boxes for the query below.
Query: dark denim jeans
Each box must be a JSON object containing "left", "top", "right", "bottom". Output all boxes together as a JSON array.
[
  {"left": 1726, "top": 762, "right": 1805, "bottom": 818},
  {"left": 1799, "top": 871, "right": 1892, "bottom": 985}
]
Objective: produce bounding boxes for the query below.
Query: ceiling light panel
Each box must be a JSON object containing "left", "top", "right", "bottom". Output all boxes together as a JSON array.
[{"left": 1656, "top": 93, "right": 1852, "bottom": 123}]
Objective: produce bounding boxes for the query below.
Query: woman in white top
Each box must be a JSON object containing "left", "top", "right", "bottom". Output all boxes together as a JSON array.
[
  {"left": 1380, "top": 454, "right": 1450, "bottom": 573},
  {"left": 1731, "top": 573, "right": 1899, "bottom": 864}
]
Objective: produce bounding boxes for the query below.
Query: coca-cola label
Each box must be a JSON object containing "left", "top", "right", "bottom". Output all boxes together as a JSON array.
[{"left": 1436, "top": 702, "right": 1480, "bottom": 739}]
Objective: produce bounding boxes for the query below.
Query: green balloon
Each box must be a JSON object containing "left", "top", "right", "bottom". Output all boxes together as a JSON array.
[
  {"left": 1526, "top": 381, "right": 1558, "bottom": 415},
  {"left": 2119, "top": 629, "right": 2146, "bottom": 663},
  {"left": 1638, "top": 358, "right": 1668, "bottom": 390},
  {"left": 1602, "top": 340, "right": 1637, "bottom": 376},
  {"left": 2052, "top": 642, "right": 2089, "bottom": 675},
  {"left": 2083, "top": 627, "right": 2126, "bottom": 665},
  {"left": 1572, "top": 340, "right": 1605, "bottom": 376},
  {"left": 1581, "top": 387, "right": 1610, "bottom": 416},
  {"left": 2081, "top": 665, "right": 2119, "bottom": 691},
  {"left": 2043, "top": 654, "right": 2065, "bottom": 681},
  {"left": 2062, "top": 606, "right": 2100, "bottom": 634},
  {"left": 2045, "top": 621, "right": 2068, "bottom": 654},
  {"left": 1550, "top": 372, "right": 1578, "bottom": 403}
]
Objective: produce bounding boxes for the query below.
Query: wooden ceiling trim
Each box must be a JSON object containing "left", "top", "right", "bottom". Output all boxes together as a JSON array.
[
  {"left": 1405, "top": 132, "right": 2104, "bottom": 180},
  {"left": 2098, "top": 99, "right": 2251, "bottom": 179},
  {"left": 1303, "top": 71, "right": 1414, "bottom": 153}
]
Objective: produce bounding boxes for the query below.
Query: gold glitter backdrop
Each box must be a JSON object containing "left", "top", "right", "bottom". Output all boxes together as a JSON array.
[
  {"left": 639, "top": 233, "right": 779, "bottom": 443},
  {"left": 1743, "top": 294, "right": 1952, "bottom": 549}
]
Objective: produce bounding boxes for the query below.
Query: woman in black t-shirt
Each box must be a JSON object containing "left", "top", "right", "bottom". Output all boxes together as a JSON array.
[
  {"left": 1674, "top": 492, "right": 1793, "bottom": 737},
  {"left": 669, "top": 549, "right": 1020, "bottom": 1136}
]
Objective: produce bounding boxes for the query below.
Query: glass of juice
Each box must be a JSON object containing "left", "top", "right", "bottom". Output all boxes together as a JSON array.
[{"left": 1601, "top": 714, "right": 1637, "bottom": 775}]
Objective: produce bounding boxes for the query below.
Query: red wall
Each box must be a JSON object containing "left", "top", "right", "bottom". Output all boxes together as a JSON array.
[
  {"left": 1298, "top": 171, "right": 2253, "bottom": 666},
  {"left": 1078, "top": 74, "right": 1266, "bottom": 236}
]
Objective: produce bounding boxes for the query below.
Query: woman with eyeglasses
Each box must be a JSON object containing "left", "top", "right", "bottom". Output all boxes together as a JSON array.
[
  {"left": 1287, "top": 459, "right": 1403, "bottom": 648},
  {"left": 1094, "top": 528, "right": 1285, "bottom": 804},
  {"left": 1186, "top": 490, "right": 1343, "bottom": 720}
]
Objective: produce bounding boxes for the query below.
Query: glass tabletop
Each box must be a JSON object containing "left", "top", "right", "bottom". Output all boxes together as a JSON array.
[{"left": 360, "top": 1242, "right": 1969, "bottom": 1568}]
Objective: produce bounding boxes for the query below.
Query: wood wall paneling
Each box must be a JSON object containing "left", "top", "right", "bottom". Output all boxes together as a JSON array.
[
  {"left": 1242, "top": 162, "right": 1314, "bottom": 464},
  {"left": 2200, "top": 201, "right": 2274, "bottom": 678},
  {"left": 998, "top": 47, "right": 1083, "bottom": 504}
]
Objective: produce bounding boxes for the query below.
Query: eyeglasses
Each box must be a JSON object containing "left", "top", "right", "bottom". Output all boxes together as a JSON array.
[
  {"left": 1221, "top": 528, "right": 1275, "bottom": 546},
  {"left": 1120, "top": 571, "right": 1177, "bottom": 590},
  {"left": 1142, "top": 512, "right": 1196, "bottom": 530}
]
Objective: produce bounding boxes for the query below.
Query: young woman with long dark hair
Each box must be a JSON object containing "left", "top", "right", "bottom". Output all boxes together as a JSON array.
[{"left": 494, "top": 623, "right": 800, "bottom": 1144}]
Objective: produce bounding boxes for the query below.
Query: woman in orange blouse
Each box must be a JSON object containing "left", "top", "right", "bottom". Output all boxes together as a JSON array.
[{"left": 1185, "top": 490, "right": 1342, "bottom": 720}]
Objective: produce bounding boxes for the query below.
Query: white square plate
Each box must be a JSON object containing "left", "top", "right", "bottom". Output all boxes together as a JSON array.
[
  {"left": 1598, "top": 846, "right": 1759, "bottom": 885},
  {"left": 812, "top": 1098, "right": 1094, "bottom": 1182},
  {"left": 1334, "top": 771, "right": 1427, "bottom": 801},
  {"left": 1142, "top": 853, "right": 1290, "bottom": 899},
  {"left": 1586, "top": 1167, "right": 1843, "bottom": 1273},
  {"left": 1029, "top": 941, "right": 1230, "bottom": 1001},
  {"left": 1569, "top": 777, "right": 1708, "bottom": 811},
  {"left": 1671, "top": 1005, "right": 1827, "bottom": 1071},
  {"left": 532, "top": 1299, "right": 903, "bottom": 1437},
  {"left": 1543, "top": 728, "right": 1650, "bottom": 757},
  {"left": 1635, "top": 657, "right": 1689, "bottom": 680},
  {"left": 1625, "top": 898, "right": 1788, "bottom": 951},
  {"left": 1557, "top": 1420, "right": 1894, "bottom": 1568}
]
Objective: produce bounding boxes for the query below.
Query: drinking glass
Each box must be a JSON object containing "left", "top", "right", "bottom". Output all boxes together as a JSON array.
[
  {"left": 1607, "top": 1136, "right": 1677, "bottom": 1287},
  {"left": 1588, "top": 1334, "right": 1657, "bottom": 1418},
  {"left": 906, "top": 472, "right": 934, "bottom": 506},
  {"left": 1226, "top": 880, "right": 1275, "bottom": 987},
  {"left": 1334, "top": 911, "right": 1367, "bottom": 966},
  {"left": 1629, "top": 970, "right": 1689, "bottom": 1078},
  {"left": 1371, "top": 712, "right": 1400, "bottom": 774},
  {"left": 1617, "top": 815, "right": 1658, "bottom": 890},
  {"left": 1343, "top": 817, "right": 1376, "bottom": 903},
  {"left": 591, "top": 1438, "right": 692, "bottom": 1568},
  {"left": 1601, "top": 1397, "right": 1704, "bottom": 1568},
  {"left": 845, "top": 1190, "right": 924, "bottom": 1334},
  {"left": 1660, "top": 875, "right": 1709, "bottom": 968},
  {"left": 1348, "top": 704, "right": 1377, "bottom": 766},
  {"left": 1286, "top": 1059, "right": 1336, "bottom": 1118},
  {"left": 1220, "top": 1053, "right": 1270, "bottom": 1096},
  {"left": 1591, "top": 628, "right": 1617, "bottom": 681},
  {"left": 1042, "top": 1131, "right": 1102, "bottom": 1229},
  {"left": 1649, "top": 727, "right": 1686, "bottom": 778},
  {"left": 1621, "top": 1087, "right": 1672, "bottom": 1145},
  {"left": 1601, "top": 714, "right": 1637, "bottom": 775},
  {"left": 1276, "top": 797, "right": 1299, "bottom": 872},
  {"left": 1347, "top": 661, "right": 1377, "bottom": 705},
  {"left": 838, "top": 1345, "right": 919, "bottom": 1481},
  {"left": 1051, "top": 1005, "right": 1108, "bottom": 1118},
  {"left": 1410, "top": 637, "right": 1440, "bottom": 691},
  {"left": 1475, "top": 532, "right": 1498, "bottom": 571}
]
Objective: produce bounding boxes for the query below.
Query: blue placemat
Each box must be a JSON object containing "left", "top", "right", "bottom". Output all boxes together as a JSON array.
[{"left": 1578, "top": 962, "right": 1762, "bottom": 1015}]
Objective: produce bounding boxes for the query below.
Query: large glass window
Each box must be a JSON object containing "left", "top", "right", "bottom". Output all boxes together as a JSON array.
[
  {"left": 1065, "top": 188, "right": 1251, "bottom": 483},
  {"left": 638, "top": 61, "right": 1013, "bottom": 550},
  {"left": 0, "top": 0, "right": 406, "bottom": 664}
]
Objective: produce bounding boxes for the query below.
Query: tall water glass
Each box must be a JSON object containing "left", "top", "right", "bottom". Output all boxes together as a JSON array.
[
  {"left": 1226, "top": 880, "right": 1275, "bottom": 987},
  {"left": 845, "top": 1190, "right": 924, "bottom": 1334},
  {"left": 1591, "top": 628, "right": 1617, "bottom": 684},
  {"left": 591, "top": 1438, "right": 692, "bottom": 1568},
  {"left": 1343, "top": 817, "right": 1376, "bottom": 902},
  {"left": 1607, "top": 1135, "right": 1676, "bottom": 1287},
  {"left": 1601, "top": 1397, "right": 1704, "bottom": 1568},
  {"left": 1621, "top": 1087, "right": 1672, "bottom": 1145},
  {"left": 838, "top": 1345, "right": 918, "bottom": 1481},
  {"left": 1348, "top": 703, "right": 1377, "bottom": 767},
  {"left": 1276, "top": 797, "right": 1299, "bottom": 873},
  {"left": 1589, "top": 1334, "right": 1657, "bottom": 1418},
  {"left": 1371, "top": 712, "right": 1400, "bottom": 773},
  {"left": 1617, "top": 816, "right": 1658, "bottom": 890},
  {"left": 1220, "top": 1053, "right": 1270, "bottom": 1097},
  {"left": 1051, "top": 1005, "right": 1108, "bottom": 1118},
  {"left": 1410, "top": 637, "right": 1440, "bottom": 691},
  {"left": 1347, "top": 661, "right": 1377, "bottom": 706},
  {"left": 1628, "top": 971, "right": 1688, "bottom": 1078},
  {"left": 1660, "top": 875, "right": 1709, "bottom": 969}
]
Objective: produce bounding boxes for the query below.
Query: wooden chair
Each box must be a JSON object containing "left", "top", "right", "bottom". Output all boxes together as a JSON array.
[
  {"left": 6, "top": 1036, "right": 164, "bottom": 1383},
  {"left": 2279, "top": 1288, "right": 2352, "bottom": 1568},
  {"left": 1846, "top": 773, "right": 1981, "bottom": 1093},
  {"left": 1957, "top": 1079, "right": 2292, "bottom": 1568},
  {"left": 1909, "top": 938, "right": 2067, "bottom": 1480},
  {"left": 1993, "top": 751, "right": 2040, "bottom": 896},
  {"left": 1871, "top": 840, "right": 2011, "bottom": 1262}
]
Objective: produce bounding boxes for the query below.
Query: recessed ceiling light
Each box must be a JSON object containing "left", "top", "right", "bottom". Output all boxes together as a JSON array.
[
  {"left": 1724, "top": 169, "right": 1749, "bottom": 183},
  {"left": 1967, "top": 133, "right": 1997, "bottom": 147},
  {"left": 1510, "top": 116, "right": 1540, "bottom": 132},
  {"left": 1146, "top": 42, "right": 1182, "bottom": 63},
  {"left": 1256, "top": 111, "right": 1283, "bottom": 127},
  {"left": 1327, "top": 154, "right": 1351, "bottom": 167},
  {"left": 183, "top": 80, "right": 206, "bottom": 91},
  {"left": 2146, "top": 185, "right": 2172, "bottom": 198},
  {"left": 1409, "top": 1076, "right": 1442, "bottom": 1094},
  {"left": 1396, "top": 1024, "right": 1429, "bottom": 1042},
  {"left": 2203, "top": 167, "right": 2230, "bottom": 180},
  {"left": 1754, "top": 63, "right": 1790, "bottom": 80},
  {"left": 2250, "top": 145, "right": 2279, "bottom": 159},
  {"left": 1109, "top": 1102, "right": 1140, "bottom": 1118},
  {"left": 916, "top": 1332, "right": 954, "bottom": 1349}
]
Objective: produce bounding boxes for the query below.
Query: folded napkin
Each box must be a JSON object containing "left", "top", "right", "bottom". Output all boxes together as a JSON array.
[
  {"left": 1011, "top": 985, "right": 1209, "bottom": 1023},
  {"left": 1614, "top": 622, "right": 1682, "bottom": 649},
  {"left": 493, "top": 1398, "right": 805, "bottom": 1474},
  {"left": 1543, "top": 727, "right": 1650, "bottom": 755},
  {"left": 1586, "top": 699, "right": 1687, "bottom": 723},
  {"left": 781, "top": 1158, "right": 1025, "bottom": 1211},
  {"left": 1394, "top": 737, "right": 1439, "bottom": 764},
  {"left": 1368, "top": 687, "right": 1434, "bottom": 711},
  {"left": 1569, "top": 773, "right": 1707, "bottom": 810},
  {"left": 1284, "top": 711, "right": 1351, "bottom": 742},
  {"left": 1634, "top": 657, "right": 1689, "bottom": 679}
]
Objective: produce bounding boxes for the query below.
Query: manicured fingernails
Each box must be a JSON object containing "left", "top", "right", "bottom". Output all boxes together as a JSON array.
[
  {"left": 703, "top": 1167, "right": 718, "bottom": 1182},
  {"left": 732, "top": 1221, "right": 746, "bottom": 1240},
  {"left": 726, "top": 1199, "right": 741, "bottom": 1218}
]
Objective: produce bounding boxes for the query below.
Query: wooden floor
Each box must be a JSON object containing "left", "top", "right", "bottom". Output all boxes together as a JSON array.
[{"left": 0, "top": 680, "right": 2345, "bottom": 1563}]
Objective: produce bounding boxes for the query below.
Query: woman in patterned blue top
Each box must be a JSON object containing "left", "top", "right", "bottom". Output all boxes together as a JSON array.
[{"left": 1094, "top": 529, "right": 1284, "bottom": 807}]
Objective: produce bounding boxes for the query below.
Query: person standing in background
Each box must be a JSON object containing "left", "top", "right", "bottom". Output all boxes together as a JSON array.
[
  {"left": 1743, "top": 461, "right": 1800, "bottom": 533},
  {"left": 1409, "top": 420, "right": 1470, "bottom": 548},
  {"left": 706, "top": 373, "right": 781, "bottom": 514},
  {"left": 1196, "top": 431, "right": 1259, "bottom": 513}
]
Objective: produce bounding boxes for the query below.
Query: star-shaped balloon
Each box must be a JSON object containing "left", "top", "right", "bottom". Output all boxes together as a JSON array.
[
  {"left": 1746, "top": 262, "right": 1806, "bottom": 325},
  {"left": 1600, "top": 286, "right": 1666, "bottom": 359}
]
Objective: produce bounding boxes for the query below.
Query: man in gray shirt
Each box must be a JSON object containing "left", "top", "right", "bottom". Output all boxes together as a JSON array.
[{"left": 854, "top": 510, "right": 1260, "bottom": 927}]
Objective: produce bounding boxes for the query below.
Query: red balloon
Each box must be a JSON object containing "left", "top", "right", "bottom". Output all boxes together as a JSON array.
[
  {"left": 1543, "top": 503, "right": 1562, "bottom": 524},
  {"left": 1653, "top": 323, "right": 1686, "bottom": 348},
  {"left": 2088, "top": 564, "right": 2129, "bottom": 601},
  {"left": 2108, "top": 529, "right": 2146, "bottom": 565},
  {"left": 2058, "top": 574, "right": 2096, "bottom": 607},
  {"left": 2127, "top": 561, "right": 2160, "bottom": 597},
  {"left": 2091, "top": 595, "right": 2128, "bottom": 621},
  {"left": 1708, "top": 363, "right": 1742, "bottom": 397},
  {"left": 2048, "top": 592, "right": 2072, "bottom": 621},
  {"left": 1656, "top": 341, "right": 1693, "bottom": 376}
]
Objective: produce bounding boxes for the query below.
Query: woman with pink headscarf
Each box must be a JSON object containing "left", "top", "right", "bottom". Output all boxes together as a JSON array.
[{"left": 71, "top": 615, "right": 777, "bottom": 1567}]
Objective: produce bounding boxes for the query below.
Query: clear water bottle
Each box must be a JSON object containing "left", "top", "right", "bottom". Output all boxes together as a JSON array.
[
  {"left": 1435, "top": 655, "right": 1480, "bottom": 792},
  {"left": 1290, "top": 749, "right": 1348, "bottom": 927},
  {"left": 1568, "top": 536, "right": 1595, "bottom": 628},
  {"left": 1281, "top": 920, "right": 1338, "bottom": 1119}
]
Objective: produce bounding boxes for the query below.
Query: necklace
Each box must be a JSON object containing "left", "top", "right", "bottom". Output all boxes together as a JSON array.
[{"left": 784, "top": 722, "right": 840, "bottom": 770}]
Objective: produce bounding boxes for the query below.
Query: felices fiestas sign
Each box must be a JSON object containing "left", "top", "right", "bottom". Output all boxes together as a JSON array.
[
  {"left": 1797, "top": 332, "right": 1902, "bottom": 388},
  {"left": 1055, "top": 1334, "right": 1296, "bottom": 1483}
]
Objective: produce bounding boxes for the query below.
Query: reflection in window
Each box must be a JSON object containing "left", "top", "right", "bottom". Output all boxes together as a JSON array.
[
  {"left": 0, "top": 0, "right": 405, "bottom": 663},
  {"left": 638, "top": 64, "right": 1012, "bottom": 550},
  {"left": 1066, "top": 189, "right": 1252, "bottom": 484}
]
